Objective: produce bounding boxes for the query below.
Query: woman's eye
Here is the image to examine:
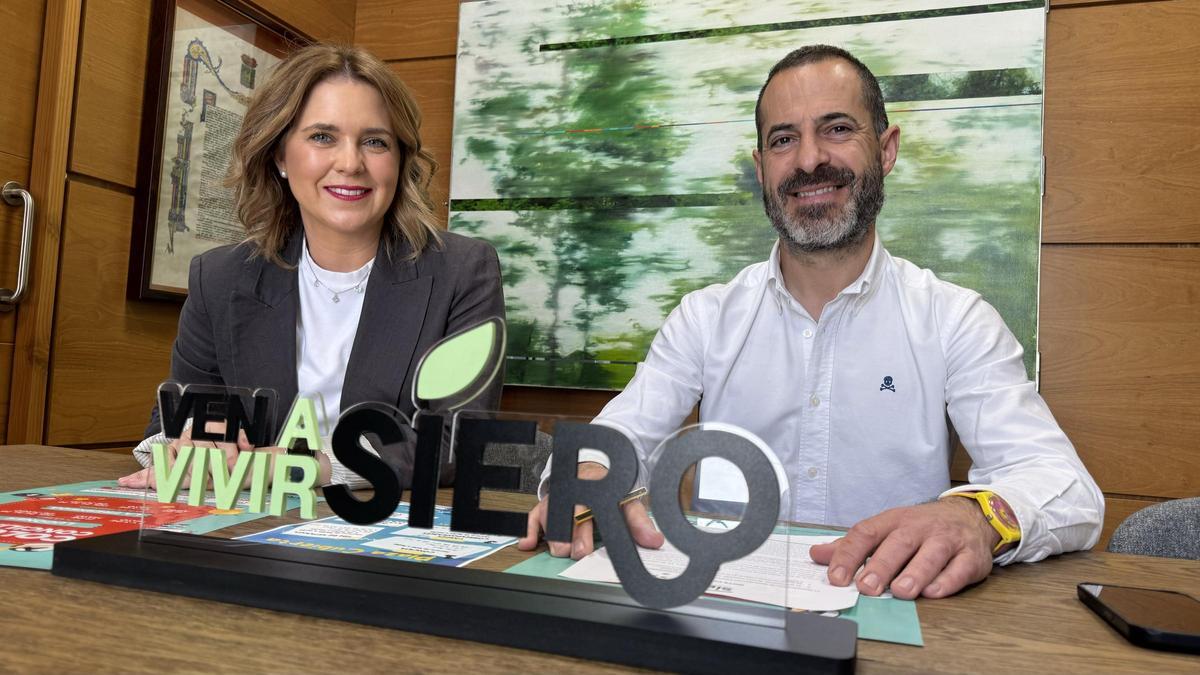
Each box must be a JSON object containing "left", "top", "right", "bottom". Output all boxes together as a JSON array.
[
  {"left": 364, "top": 137, "right": 390, "bottom": 150},
  {"left": 309, "top": 132, "right": 333, "bottom": 144}
]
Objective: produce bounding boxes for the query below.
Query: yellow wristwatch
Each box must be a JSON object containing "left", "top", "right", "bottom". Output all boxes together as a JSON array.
[{"left": 948, "top": 491, "right": 1021, "bottom": 555}]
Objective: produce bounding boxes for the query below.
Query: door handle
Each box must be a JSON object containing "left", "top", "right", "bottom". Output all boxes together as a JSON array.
[{"left": 1, "top": 181, "right": 34, "bottom": 311}]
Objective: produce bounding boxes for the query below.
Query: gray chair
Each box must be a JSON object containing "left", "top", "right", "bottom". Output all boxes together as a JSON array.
[{"left": 1106, "top": 497, "right": 1200, "bottom": 560}]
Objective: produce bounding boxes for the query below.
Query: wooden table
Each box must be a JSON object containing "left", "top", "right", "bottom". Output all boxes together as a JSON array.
[{"left": 1, "top": 445, "right": 1197, "bottom": 673}]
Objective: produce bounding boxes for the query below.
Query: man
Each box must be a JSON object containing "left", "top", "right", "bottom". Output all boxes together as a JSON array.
[{"left": 519, "top": 45, "right": 1103, "bottom": 601}]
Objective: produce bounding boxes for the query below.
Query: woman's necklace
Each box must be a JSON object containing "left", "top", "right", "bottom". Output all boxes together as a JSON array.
[{"left": 303, "top": 250, "right": 373, "bottom": 304}]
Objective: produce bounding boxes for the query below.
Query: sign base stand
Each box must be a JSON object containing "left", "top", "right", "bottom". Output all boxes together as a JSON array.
[{"left": 54, "top": 531, "right": 855, "bottom": 674}]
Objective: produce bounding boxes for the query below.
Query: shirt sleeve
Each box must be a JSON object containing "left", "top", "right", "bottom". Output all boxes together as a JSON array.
[
  {"left": 133, "top": 426, "right": 182, "bottom": 468},
  {"left": 321, "top": 432, "right": 376, "bottom": 490},
  {"left": 941, "top": 292, "right": 1104, "bottom": 564},
  {"left": 537, "top": 292, "right": 709, "bottom": 498}
]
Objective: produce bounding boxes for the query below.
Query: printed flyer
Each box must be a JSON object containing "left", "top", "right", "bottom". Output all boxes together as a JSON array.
[
  {"left": 237, "top": 502, "right": 517, "bottom": 567},
  {"left": 0, "top": 481, "right": 288, "bottom": 570}
]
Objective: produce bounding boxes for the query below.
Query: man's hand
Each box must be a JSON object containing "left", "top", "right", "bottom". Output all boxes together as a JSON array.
[
  {"left": 518, "top": 461, "right": 664, "bottom": 559},
  {"left": 809, "top": 497, "right": 1000, "bottom": 600}
]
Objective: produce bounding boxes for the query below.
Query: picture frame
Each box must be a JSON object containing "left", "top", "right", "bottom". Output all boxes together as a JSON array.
[{"left": 128, "top": 0, "right": 310, "bottom": 301}]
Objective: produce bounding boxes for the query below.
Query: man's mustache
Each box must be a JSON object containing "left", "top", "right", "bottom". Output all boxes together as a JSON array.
[{"left": 775, "top": 166, "right": 857, "bottom": 199}]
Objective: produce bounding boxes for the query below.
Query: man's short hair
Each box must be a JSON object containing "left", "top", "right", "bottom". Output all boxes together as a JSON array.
[{"left": 754, "top": 45, "right": 889, "bottom": 149}]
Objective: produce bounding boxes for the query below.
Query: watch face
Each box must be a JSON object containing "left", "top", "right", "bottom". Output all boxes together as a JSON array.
[{"left": 987, "top": 494, "right": 1019, "bottom": 531}]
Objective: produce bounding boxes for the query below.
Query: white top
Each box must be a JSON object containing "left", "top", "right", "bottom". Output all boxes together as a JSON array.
[
  {"left": 542, "top": 237, "right": 1104, "bottom": 565},
  {"left": 297, "top": 240, "right": 374, "bottom": 488}
]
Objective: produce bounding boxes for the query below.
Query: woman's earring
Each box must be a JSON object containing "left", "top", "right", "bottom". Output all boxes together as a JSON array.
[{"left": 279, "top": 169, "right": 287, "bottom": 178}]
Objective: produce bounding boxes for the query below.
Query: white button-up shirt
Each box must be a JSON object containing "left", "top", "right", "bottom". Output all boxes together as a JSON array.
[{"left": 582, "top": 237, "right": 1103, "bottom": 564}]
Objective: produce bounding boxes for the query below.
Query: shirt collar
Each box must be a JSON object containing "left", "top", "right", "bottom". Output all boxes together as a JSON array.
[{"left": 767, "top": 234, "right": 886, "bottom": 308}]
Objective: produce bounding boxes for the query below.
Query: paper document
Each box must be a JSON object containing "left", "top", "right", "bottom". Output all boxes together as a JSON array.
[
  {"left": 236, "top": 502, "right": 518, "bottom": 567},
  {"left": 560, "top": 531, "right": 859, "bottom": 611}
]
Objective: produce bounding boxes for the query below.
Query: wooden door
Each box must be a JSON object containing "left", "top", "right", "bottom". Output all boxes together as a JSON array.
[{"left": 0, "top": 0, "right": 48, "bottom": 441}]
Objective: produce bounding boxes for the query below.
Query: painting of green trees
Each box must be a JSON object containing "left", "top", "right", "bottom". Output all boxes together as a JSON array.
[{"left": 451, "top": 0, "right": 1046, "bottom": 389}]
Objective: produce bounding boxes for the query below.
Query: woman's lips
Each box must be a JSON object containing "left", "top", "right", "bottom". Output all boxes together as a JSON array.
[{"left": 324, "top": 186, "right": 372, "bottom": 201}]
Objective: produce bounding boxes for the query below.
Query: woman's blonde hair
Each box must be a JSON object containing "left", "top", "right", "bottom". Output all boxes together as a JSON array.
[{"left": 228, "top": 43, "right": 441, "bottom": 264}]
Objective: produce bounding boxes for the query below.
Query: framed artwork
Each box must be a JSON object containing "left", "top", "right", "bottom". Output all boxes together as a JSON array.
[
  {"left": 450, "top": 0, "right": 1046, "bottom": 389},
  {"left": 128, "top": 0, "right": 308, "bottom": 300}
]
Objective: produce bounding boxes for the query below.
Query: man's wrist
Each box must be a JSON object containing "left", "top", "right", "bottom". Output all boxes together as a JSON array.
[
  {"left": 943, "top": 491, "right": 1021, "bottom": 556},
  {"left": 943, "top": 493, "right": 1002, "bottom": 552}
]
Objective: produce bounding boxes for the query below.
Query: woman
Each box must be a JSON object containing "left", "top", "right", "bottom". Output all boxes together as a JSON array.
[{"left": 120, "top": 43, "right": 504, "bottom": 489}]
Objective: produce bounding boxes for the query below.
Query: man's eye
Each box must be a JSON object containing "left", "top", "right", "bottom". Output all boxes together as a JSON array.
[
  {"left": 770, "top": 136, "right": 793, "bottom": 148},
  {"left": 829, "top": 124, "right": 852, "bottom": 134}
]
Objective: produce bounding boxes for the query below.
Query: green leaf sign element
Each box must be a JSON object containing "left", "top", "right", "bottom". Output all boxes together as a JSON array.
[{"left": 414, "top": 318, "right": 504, "bottom": 410}]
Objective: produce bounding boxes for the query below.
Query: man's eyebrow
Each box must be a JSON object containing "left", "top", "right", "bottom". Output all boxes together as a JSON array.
[
  {"left": 767, "top": 122, "right": 798, "bottom": 137},
  {"left": 818, "top": 112, "right": 861, "bottom": 126}
]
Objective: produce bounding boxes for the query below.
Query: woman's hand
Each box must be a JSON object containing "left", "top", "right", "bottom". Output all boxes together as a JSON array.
[
  {"left": 119, "top": 425, "right": 335, "bottom": 491},
  {"left": 118, "top": 422, "right": 253, "bottom": 490}
]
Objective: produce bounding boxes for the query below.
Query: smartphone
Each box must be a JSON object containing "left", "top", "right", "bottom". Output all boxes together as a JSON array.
[{"left": 1078, "top": 582, "right": 1200, "bottom": 654}]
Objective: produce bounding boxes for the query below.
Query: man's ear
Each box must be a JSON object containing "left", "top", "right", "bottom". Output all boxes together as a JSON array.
[
  {"left": 752, "top": 147, "right": 764, "bottom": 187},
  {"left": 879, "top": 125, "right": 900, "bottom": 177}
]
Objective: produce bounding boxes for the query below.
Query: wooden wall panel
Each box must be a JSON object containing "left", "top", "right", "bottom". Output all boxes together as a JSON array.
[
  {"left": 356, "top": 0, "right": 459, "bottom": 61},
  {"left": 1039, "top": 247, "right": 1200, "bottom": 498},
  {"left": 389, "top": 59, "right": 456, "bottom": 226},
  {"left": 255, "top": 0, "right": 356, "bottom": 43},
  {"left": 69, "top": 0, "right": 149, "bottom": 188},
  {"left": 1044, "top": 0, "right": 1200, "bottom": 243},
  {"left": 0, "top": 0, "right": 45, "bottom": 161},
  {"left": 46, "top": 181, "right": 179, "bottom": 445},
  {"left": 501, "top": 385, "right": 616, "bottom": 419}
]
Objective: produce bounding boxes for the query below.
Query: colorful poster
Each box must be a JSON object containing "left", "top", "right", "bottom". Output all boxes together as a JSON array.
[
  {"left": 237, "top": 502, "right": 518, "bottom": 567},
  {"left": 0, "top": 481, "right": 287, "bottom": 571}
]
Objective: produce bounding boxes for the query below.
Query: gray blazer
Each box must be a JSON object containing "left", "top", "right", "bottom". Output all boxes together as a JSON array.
[{"left": 146, "top": 231, "right": 505, "bottom": 449}]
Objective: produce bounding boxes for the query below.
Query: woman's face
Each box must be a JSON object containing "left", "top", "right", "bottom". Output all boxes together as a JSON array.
[{"left": 276, "top": 77, "right": 400, "bottom": 246}]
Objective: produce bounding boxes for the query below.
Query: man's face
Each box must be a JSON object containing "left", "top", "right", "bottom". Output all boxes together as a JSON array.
[{"left": 753, "top": 59, "right": 899, "bottom": 253}]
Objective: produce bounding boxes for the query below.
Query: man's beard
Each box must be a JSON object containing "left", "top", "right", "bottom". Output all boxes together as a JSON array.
[{"left": 762, "top": 162, "right": 885, "bottom": 254}]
